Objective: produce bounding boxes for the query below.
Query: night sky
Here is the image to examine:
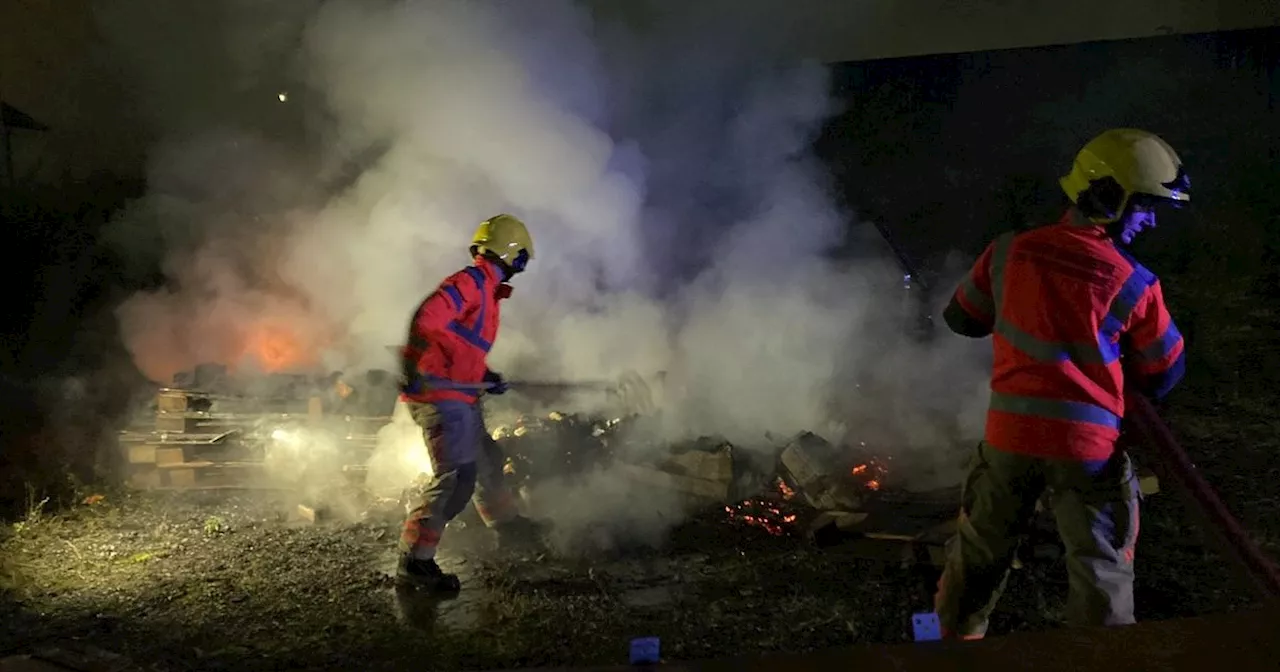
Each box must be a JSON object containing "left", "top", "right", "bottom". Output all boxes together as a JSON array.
[{"left": 3, "top": 0, "right": 1277, "bottom": 180}]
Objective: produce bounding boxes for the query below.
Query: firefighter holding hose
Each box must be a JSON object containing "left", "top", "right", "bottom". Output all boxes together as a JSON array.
[
  {"left": 935, "top": 129, "right": 1190, "bottom": 637},
  {"left": 396, "top": 213, "right": 543, "bottom": 592}
]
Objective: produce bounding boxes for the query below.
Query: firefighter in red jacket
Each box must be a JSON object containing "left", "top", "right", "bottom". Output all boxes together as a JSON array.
[
  {"left": 396, "top": 213, "right": 542, "bottom": 592},
  {"left": 934, "top": 128, "right": 1190, "bottom": 637}
]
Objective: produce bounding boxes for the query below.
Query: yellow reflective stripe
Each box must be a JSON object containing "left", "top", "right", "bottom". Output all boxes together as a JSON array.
[
  {"left": 989, "top": 392, "right": 1121, "bottom": 430},
  {"left": 989, "top": 232, "right": 1015, "bottom": 311},
  {"left": 987, "top": 230, "right": 1124, "bottom": 367},
  {"left": 994, "top": 318, "right": 1109, "bottom": 365},
  {"left": 959, "top": 274, "right": 994, "bottom": 316}
]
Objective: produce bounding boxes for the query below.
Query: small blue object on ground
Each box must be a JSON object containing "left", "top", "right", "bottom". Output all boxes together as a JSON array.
[
  {"left": 912, "top": 612, "right": 942, "bottom": 642},
  {"left": 630, "top": 637, "right": 660, "bottom": 664}
]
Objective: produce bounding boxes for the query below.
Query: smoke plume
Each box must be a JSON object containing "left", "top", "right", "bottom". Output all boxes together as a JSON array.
[{"left": 99, "top": 0, "right": 989, "bottom": 541}]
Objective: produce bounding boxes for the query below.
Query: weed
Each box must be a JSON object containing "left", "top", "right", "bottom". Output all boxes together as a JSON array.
[{"left": 203, "top": 516, "right": 229, "bottom": 536}]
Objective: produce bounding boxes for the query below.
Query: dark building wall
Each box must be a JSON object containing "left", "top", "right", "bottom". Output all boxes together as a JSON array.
[{"left": 818, "top": 27, "right": 1280, "bottom": 279}]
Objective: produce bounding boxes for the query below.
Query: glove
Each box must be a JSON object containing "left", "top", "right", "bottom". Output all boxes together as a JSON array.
[{"left": 483, "top": 369, "right": 509, "bottom": 395}]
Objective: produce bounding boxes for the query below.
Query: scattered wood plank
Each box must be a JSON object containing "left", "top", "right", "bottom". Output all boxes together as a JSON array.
[
  {"left": 297, "top": 504, "right": 329, "bottom": 524},
  {"left": 616, "top": 462, "right": 731, "bottom": 503},
  {"left": 662, "top": 448, "right": 733, "bottom": 484}
]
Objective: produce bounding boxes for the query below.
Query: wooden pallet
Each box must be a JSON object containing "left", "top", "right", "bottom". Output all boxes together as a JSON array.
[
  {"left": 128, "top": 461, "right": 268, "bottom": 489},
  {"left": 126, "top": 442, "right": 255, "bottom": 466},
  {"left": 118, "top": 387, "right": 392, "bottom": 492},
  {"left": 153, "top": 411, "right": 250, "bottom": 434}
]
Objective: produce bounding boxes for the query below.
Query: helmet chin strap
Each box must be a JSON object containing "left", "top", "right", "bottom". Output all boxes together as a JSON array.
[{"left": 473, "top": 249, "right": 519, "bottom": 281}]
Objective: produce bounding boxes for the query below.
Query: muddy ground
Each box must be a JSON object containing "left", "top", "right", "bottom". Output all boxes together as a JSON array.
[{"left": 0, "top": 477, "right": 1262, "bottom": 672}]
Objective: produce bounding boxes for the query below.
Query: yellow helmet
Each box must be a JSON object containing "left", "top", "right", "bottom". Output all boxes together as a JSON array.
[
  {"left": 1059, "top": 128, "right": 1191, "bottom": 223},
  {"left": 470, "top": 213, "right": 534, "bottom": 272}
]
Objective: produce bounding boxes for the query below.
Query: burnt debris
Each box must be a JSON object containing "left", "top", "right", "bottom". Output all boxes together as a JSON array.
[{"left": 116, "top": 365, "right": 1161, "bottom": 566}]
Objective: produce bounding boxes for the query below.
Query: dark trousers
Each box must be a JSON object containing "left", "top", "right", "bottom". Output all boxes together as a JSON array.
[
  {"left": 398, "top": 400, "right": 518, "bottom": 559},
  {"left": 934, "top": 441, "right": 1141, "bottom": 637}
]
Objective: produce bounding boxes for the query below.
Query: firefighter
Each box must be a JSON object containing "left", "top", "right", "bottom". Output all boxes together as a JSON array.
[
  {"left": 396, "top": 213, "right": 543, "bottom": 592},
  {"left": 934, "top": 128, "right": 1190, "bottom": 638}
]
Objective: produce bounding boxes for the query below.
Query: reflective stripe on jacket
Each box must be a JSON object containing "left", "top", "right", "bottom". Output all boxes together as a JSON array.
[
  {"left": 947, "top": 211, "right": 1186, "bottom": 461},
  {"left": 401, "top": 256, "right": 508, "bottom": 405}
]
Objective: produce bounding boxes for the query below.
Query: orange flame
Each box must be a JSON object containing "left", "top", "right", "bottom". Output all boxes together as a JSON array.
[
  {"left": 866, "top": 479, "right": 881, "bottom": 491},
  {"left": 244, "top": 325, "right": 317, "bottom": 372},
  {"left": 852, "top": 464, "right": 868, "bottom": 475}
]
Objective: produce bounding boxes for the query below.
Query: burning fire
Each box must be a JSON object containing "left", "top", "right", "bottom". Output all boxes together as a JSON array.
[{"left": 243, "top": 325, "right": 318, "bottom": 372}]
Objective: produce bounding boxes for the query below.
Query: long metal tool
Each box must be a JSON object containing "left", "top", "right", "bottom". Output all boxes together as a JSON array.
[
  {"left": 1124, "top": 389, "right": 1280, "bottom": 601},
  {"left": 386, "top": 347, "right": 658, "bottom": 413},
  {"left": 433, "top": 370, "right": 656, "bottom": 415}
]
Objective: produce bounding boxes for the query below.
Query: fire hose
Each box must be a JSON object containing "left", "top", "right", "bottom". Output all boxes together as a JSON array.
[{"left": 1124, "top": 389, "right": 1280, "bottom": 601}]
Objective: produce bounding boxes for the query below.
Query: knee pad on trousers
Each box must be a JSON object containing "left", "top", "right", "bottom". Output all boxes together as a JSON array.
[{"left": 442, "top": 462, "right": 478, "bottom": 520}]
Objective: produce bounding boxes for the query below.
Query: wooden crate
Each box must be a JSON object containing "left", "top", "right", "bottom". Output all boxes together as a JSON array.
[{"left": 157, "top": 389, "right": 196, "bottom": 413}]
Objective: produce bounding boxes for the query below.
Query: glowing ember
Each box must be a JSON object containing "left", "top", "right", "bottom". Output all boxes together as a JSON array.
[
  {"left": 724, "top": 499, "right": 798, "bottom": 536},
  {"left": 724, "top": 485, "right": 803, "bottom": 537},
  {"left": 776, "top": 477, "right": 796, "bottom": 501},
  {"left": 850, "top": 457, "right": 890, "bottom": 492}
]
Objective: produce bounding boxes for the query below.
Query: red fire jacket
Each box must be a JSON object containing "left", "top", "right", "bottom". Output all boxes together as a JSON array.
[
  {"left": 946, "top": 211, "right": 1186, "bottom": 461},
  {"left": 401, "top": 256, "right": 510, "bottom": 405}
]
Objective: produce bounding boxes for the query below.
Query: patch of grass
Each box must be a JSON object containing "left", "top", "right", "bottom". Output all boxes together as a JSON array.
[{"left": 203, "top": 515, "right": 229, "bottom": 536}]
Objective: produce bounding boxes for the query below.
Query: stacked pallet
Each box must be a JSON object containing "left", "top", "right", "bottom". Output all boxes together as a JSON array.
[
  {"left": 122, "top": 389, "right": 266, "bottom": 490},
  {"left": 123, "top": 387, "right": 395, "bottom": 491}
]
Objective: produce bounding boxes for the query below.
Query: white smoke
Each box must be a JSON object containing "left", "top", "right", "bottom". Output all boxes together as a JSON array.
[
  {"left": 366, "top": 401, "right": 433, "bottom": 496},
  {"left": 101, "top": 0, "right": 990, "bottom": 507}
]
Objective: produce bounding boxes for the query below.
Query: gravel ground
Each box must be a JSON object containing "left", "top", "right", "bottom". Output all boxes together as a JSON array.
[
  {"left": 0, "top": 477, "right": 1261, "bottom": 671},
  {"left": 1, "top": 285, "right": 1274, "bottom": 671}
]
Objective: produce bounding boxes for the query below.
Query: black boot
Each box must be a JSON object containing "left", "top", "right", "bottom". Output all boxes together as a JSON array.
[{"left": 396, "top": 555, "right": 462, "bottom": 592}]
